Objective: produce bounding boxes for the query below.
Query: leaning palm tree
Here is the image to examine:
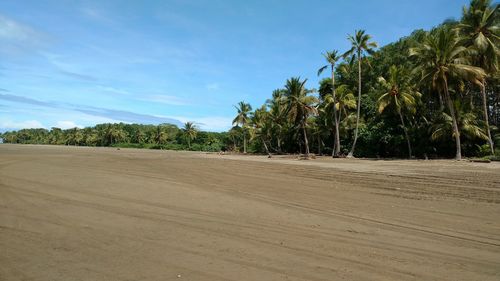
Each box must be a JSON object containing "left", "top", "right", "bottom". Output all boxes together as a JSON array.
[
  {"left": 457, "top": 0, "right": 499, "bottom": 154},
  {"left": 377, "top": 65, "right": 421, "bottom": 158},
  {"left": 183, "top": 122, "right": 198, "bottom": 149},
  {"left": 283, "top": 77, "right": 318, "bottom": 157},
  {"left": 232, "top": 101, "right": 252, "bottom": 153},
  {"left": 318, "top": 50, "right": 342, "bottom": 156},
  {"left": 343, "top": 30, "right": 378, "bottom": 157},
  {"left": 410, "top": 28, "right": 486, "bottom": 160}
]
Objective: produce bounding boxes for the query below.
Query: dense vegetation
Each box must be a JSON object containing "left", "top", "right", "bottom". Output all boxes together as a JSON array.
[
  {"left": 2, "top": 0, "right": 499, "bottom": 159},
  {"left": 230, "top": 0, "right": 499, "bottom": 159},
  {"left": 0, "top": 123, "right": 228, "bottom": 152}
]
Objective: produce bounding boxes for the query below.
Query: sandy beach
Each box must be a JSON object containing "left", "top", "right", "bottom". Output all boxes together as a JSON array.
[{"left": 1, "top": 144, "right": 499, "bottom": 281}]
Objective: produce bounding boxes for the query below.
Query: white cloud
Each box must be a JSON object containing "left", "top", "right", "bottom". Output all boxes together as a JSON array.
[
  {"left": 206, "top": 83, "right": 219, "bottom": 90},
  {"left": 54, "top": 121, "right": 83, "bottom": 129},
  {"left": 0, "top": 119, "right": 45, "bottom": 130},
  {"left": 167, "top": 116, "right": 233, "bottom": 132},
  {"left": 142, "top": 95, "right": 190, "bottom": 106},
  {"left": 0, "top": 14, "right": 47, "bottom": 55},
  {"left": 97, "top": 85, "right": 130, "bottom": 95},
  {"left": 0, "top": 15, "right": 40, "bottom": 42}
]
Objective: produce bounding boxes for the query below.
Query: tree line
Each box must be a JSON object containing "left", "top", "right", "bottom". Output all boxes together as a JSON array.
[
  {"left": 0, "top": 122, "right": 230, "bottom": 152},
  {"left": 2, "top": 0, "right": 498, "bottom": 160},
  {"left": 231, "top": 0, "right": 499, "bottom": 160}
]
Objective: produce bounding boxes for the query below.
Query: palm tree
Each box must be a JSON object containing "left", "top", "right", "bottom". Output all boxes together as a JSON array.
[
  {"left": 458, "top": 0, "right": 499, "bottom": 154},
  {"left": 66, "top": 128, "right": 83, "bottom": 146},
  {"left": 250, "top": 105, "right": 272, "bottom": 157},
  {"left": 85, "top": 130, "right": 99, "bottom": 146},
  {"left": 228, "top": 126, "right": 242, "bottom": 152},
  {"left": 101, "top": 124, "right": 127, "bottom": 146},
  {"left": 232, "top": 101, "right": 252, "bottom": 153},
  {"left": 324, "top": 84, "right": 357, "bottom": 155},
  {"left": 183, "top": 122, "right": 198, "bottom": 149},
  {"left": 334, "top": 85, "right": 357, "bottom": 122},
  {"left": 49, "top": 127, "right": 63, "bottom": 145},
  {"left": 343, "top": 30, "right": 378, "bottom": 157},
  {"left": 377, "top": 65, "right": 421, "bottom": 158},
  {"left": 410, "top": 28, "right": 486, "bottom": 160},
  {"left": 267, "top": 89, "right": 287, "bottom": 153},
  {"left": 318, "top": 50, "right": 342, "bottom": 156},
  {"left": 133, "top": 129, "right": 146, "bottom": 144},
  {"left": 283, "top": 77, "right": 318, "bottom": 157},
  {"left": 153, "top": 125, "right": 168, "bottom": 145},
  {"left": 310, "top": 115, "right": 326, "bottom": 155},
  {"left": 431, "top": 111, "right": 489, "bottom": 144}
]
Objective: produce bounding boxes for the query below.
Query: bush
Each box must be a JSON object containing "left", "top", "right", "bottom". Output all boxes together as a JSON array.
[{"left": 476, "top": 144, "right": 493, "bottom": 157}]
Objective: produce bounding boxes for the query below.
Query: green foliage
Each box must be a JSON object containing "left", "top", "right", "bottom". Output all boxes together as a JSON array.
[
  {"left": 226, "top": 0, "right": 499, "bottom": 159},
  {"left": 2, "top": 123, "right": 229, "bottom": 152},
  {"left": 3, "top": 0, "right": 499, "bottom": 159}
]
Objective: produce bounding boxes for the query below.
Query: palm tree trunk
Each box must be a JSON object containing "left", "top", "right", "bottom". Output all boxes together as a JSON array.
[
  {"left": 398, "top": 110, "right": 412, "bottom": 159},
  {"left": 335, "top": 116, "right": 341, "bottom": 154},
  {"left": 331, "top": 67, "right": 341, "bottom": 157},
  {"left": 243, "top": 135, "right": 247, "bottom": 153},
  {"left": 302, "top": 123, "right": 310, "bottom": 156},
  {"left": 261, "top": 137, "right": 271, "bottom": 157},
  {"left": 438, "top": 93, "right": 444, "bottom": 110},
  {"left": 444, "top": 86, "right": 462, "bottom": 160},
  {"left": 332, "top": 130, "right": 336, "bottom": 157},
  {"left": 348, "top": 51, "right": 362, "bottom": 158},
  {"left": 481, "top": 83, "right": 495, "bottom": 155},
  {"left": 317, "top": 134, "right": 321, "bottom": 155}
]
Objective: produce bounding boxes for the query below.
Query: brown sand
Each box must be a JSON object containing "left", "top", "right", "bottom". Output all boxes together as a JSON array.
[{"left": 1, "top": 144, "right": 499, "bottom": 281}]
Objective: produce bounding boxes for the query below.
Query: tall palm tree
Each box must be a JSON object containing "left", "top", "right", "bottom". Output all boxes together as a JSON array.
[
  {"left": 232, "top": 101, "right": 252, "bottom": 153},
  {"left": 377, "top": 65, "right": 421, "bottom": 158},
  {"left": 250, "top": 105, "right": 272, "bottom": 157},
  {"left": 410, "top": 28, "right": 486, "bottom": 160},
  {"left": 267, "top": 89, "right": 287, "bottom": 153},
  {"left": 343, "top": 30, "right": 378, "bottom": 157},
  {"left": 458, "top": 0, "right": 499, "bottom": 154},
  {"left": 283, "top": 77, "right": 318, "bottom": 157},
  {"left": 324, "top": 84, "right": 357, "bottom": 155},
  {"left": 183, "top": 122, "right": 198, "bottom": 149},
  {"left": 318, "top": 50, "right": 342, "bottom": 156}
]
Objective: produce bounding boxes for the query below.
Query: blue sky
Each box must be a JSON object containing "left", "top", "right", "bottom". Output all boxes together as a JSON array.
[{"left": 0, "top": 0, "right": 470, "bottom": 132}]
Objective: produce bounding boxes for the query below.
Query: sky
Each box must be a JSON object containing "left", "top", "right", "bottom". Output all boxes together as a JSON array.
[{"left": 0, "top": 0, "right": 470, "bottom": 132}]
